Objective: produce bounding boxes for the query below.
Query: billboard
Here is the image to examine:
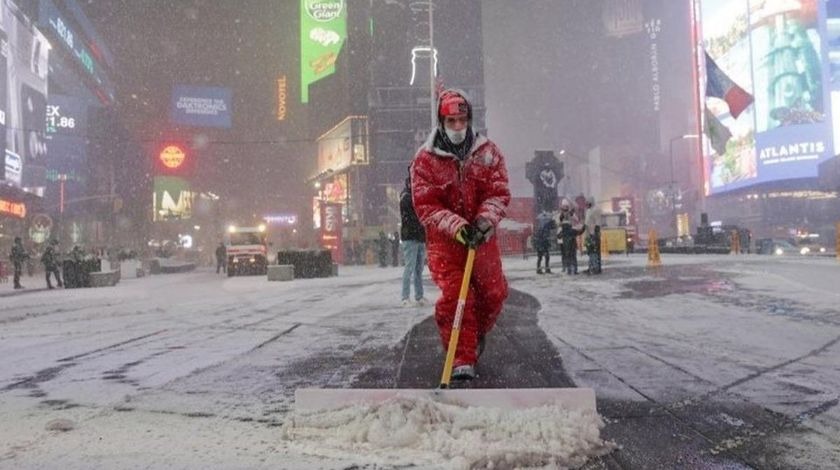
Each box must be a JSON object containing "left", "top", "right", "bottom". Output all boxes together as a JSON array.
[
  {"left": 316, "top": 116, "right": 368, "bottom": 174},
  {"left": 300, "top": 0, "right": 346, "bottom": 103},
  {"left": 170, "top": 85, "right": 232, "bottom": 128},
  {"left": 45, "top": 94, "right": 88, "bottom": 212},
  {"left": 2, "top": 1, "right": 51, "bottom": 192},
  {"left": 697, "top": 0, "right": 834, "bottom": 195},
  {"left": 38, "top": 0, "right": 115, "bottom": 104},
  {"left": 153, "top": 176, "right": 194, "bottom": 221}
]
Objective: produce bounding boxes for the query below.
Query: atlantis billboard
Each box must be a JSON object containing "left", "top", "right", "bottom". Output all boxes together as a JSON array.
[{"left": 696, "top": 0, "right": 835, "bottom": 195}]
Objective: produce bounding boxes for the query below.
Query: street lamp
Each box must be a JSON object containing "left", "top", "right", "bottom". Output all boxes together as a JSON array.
[{"left": 668, "top": 134, "right": 699, "bottom": 237}]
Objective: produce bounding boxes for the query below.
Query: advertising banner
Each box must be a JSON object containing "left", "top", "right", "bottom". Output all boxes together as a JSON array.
[
  {"left": 170, "top": 85, "right": 232, "bottom": 128},
  {"left": 319, "top": 201, "right": 343, "bottom": 264},
  {"left": 317, "top": 116, "right": 368, "bottom": 174},
  {"left": 38, "top": 0, "right": 115, "bottom": 104},
  {"left": 153, "top": 176, "right": 194, "bottom": 221},
  {"left": 300, "top": 0, "right": 346, "bottom": 103},
  {"left": 3, "top": 1, "right": 50, "bottom": 192},
  {"left": 612, "top": 196, "right": 636, "bottom": 226},
  {"left": 697, "top": 0, "right": 833, "bottom": 194}
]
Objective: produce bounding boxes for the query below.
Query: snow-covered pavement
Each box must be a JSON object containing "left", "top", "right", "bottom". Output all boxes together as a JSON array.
[{"left": 1, "top": 254, "right": 839, "bottom": 468}]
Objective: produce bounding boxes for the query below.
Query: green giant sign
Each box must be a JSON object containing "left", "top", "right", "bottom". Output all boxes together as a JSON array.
[{"left": 300, "top": 0, "right": 347, "bottom": 103}]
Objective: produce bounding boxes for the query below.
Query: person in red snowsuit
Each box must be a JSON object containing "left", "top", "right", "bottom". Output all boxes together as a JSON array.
[{"left": 410, "top": 89, "right": 511, "bottom": 380}]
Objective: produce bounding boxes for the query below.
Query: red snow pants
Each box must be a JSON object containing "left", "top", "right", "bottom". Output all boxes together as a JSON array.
[{"left": 427, "top": 237, "right": 508, "bottom": 367}]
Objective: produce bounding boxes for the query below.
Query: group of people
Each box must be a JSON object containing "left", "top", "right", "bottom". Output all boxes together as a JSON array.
[
  {"left": 532, "top": 197, "right": 603, "bottom": 276},
  {"left": 7, "top": 237, "right": 67, "bottom": 290}
]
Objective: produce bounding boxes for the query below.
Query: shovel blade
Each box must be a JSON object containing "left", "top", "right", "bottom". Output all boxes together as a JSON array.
[{"left": 294, "top": 387, "right": 596, "bottom": 413}]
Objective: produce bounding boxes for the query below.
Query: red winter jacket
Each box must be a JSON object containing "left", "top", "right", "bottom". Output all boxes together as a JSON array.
[{"left": 410, "top": 132, "right": 511, "bottom": 245}]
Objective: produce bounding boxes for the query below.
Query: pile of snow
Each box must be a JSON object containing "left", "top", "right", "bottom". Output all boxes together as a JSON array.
[{"left": 283, "top": 396, "right": 614, "bottom": 469}]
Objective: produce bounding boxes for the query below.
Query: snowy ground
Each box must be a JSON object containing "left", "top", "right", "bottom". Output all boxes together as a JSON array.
[{"left": 1, "top": 253, "right": 839, "bottom": 468}]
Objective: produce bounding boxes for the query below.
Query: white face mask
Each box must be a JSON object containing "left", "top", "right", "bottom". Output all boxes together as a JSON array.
[{"left": 445, "top": 127, "right": 467, "bottom": 145}]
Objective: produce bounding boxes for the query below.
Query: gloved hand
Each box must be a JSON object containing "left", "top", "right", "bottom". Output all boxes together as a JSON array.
[
  {"left": 474, "top": 217, "right": 494, "bottom": 243},
  {"left": 455, "top": 224, "right": 479, "bottom": 247}
]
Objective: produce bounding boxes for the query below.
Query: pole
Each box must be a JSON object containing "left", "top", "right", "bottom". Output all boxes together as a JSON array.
[
  {"left": 59, "top": 174, "right": 67, "bottom": 246},
  {"left": 669, "top": 138, "right": 676, "bottom": 238},
  {"left": 429, "top": 0, "right": 435, "bottom": 128}
]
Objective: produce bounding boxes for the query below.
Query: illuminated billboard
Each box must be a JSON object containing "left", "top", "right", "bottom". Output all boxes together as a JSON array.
[
  {"left": 300, "top": 0, "right": 346, "bottom": 103},
  {"left": 2, "top": 0, "right": 50, "bottom": 193},
  {"left": 697, "top": 0, "right": 834, "bottom": 195},
  {"left": 170, "top": 85, "right": 232, "bottom": 128},
  {"left": 153, "top": 176, "right": 194, "bottom": 221},
  {"left": 316, "top": 116, "right": 369, "bottom": 174}
]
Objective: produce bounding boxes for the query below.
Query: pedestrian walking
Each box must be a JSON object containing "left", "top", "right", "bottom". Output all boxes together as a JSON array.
[
  {"left": 41, "top": 239, "right": 63, "bottom": 289},
  {"left": 215, "top": 242, "right": 227, "bottom": 274},
  {"left": 558, "top": 201, "right": 584, "bottom": 275},
  {"left": 9, "top": 237, "right": 29, "bottom": 289},
  {"left": 390, "top": 231, "right": 400, "bottom": 267},
  {"left": 399, "top": 174, "right": 427, "bottom": 307},
  {"left": 534, "top": 211, "right": 556, "bottom": 274},
  {"left": 411, "top": 89, "right": 511, "bottom": 380},
  {"left": 377, "top": 231, "right": 389, "bottom": 268},
  {"left": 584, "top": 196, "right": 602, "bottom": 274}
]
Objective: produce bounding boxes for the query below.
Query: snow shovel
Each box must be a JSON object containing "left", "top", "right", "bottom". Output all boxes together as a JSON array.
[{"left": 295, "top": 246, "right": 597, "bottom": 414}]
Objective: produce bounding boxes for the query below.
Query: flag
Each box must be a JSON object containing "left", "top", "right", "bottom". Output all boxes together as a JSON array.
[
  {"left": 705, "top": 52, "right": 753, "bottom": 119},
  {"left": 704, "top": 107, "right": 732, "bottom": 155}
]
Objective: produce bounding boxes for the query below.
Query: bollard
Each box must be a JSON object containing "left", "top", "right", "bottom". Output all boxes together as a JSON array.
[{"left": 647, "top": 229, "right": 661, "bottom": 268}]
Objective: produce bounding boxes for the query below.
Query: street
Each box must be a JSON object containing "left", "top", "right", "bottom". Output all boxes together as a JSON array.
[{"left": 1, "top": 254, "right": 839, "bottom": 469}]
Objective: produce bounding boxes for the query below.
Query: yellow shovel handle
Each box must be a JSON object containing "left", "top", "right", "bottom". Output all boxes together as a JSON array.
[{"left": 439, "top": 247, "right": 476, "bottom": 388}]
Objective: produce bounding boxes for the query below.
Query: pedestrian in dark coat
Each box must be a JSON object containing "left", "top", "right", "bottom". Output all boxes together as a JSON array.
[
  {"left": 41, "top": 239, "right": 63, "bottom": 288},
  {"left": 390, "top": 231, "right": 400, "bottom": 267},
  {"left": 534, "top": 211, "right": 556, "bottom": 274},
  {"left": 377, "top": 231, "right": 389, "bottom": 267},
  {"left": 215, "top": 242, "right": 227, "bottom": 274},
  {"left": 9, "top": 237, "right": 29, "bottom": 289}
]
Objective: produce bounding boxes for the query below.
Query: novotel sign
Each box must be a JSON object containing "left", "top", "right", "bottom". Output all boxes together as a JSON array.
[{"left": 263, "top": 214, "right": 298, "bottom": 226}]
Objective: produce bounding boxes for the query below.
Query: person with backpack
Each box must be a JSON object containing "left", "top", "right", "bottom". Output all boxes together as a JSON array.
[
  {"left": 410, "top": 89, "right": 511, "bottom": 380},
  {"left": 399, "top": 174, "right": 428, "bottom": 307}
]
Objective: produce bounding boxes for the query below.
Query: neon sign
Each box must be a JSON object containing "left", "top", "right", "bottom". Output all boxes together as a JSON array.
[
  {"left": 0, "top": 199, "right": 27, "bottom": 218},
  {"left": 159, "top": 146, "right": 186, "bottom": 169}
]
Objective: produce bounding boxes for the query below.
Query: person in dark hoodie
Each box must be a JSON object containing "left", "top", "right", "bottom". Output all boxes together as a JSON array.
[
  {"left": 534, "top": 211, "right": 556, "bottom": 274},
  {"left": 399, "top": 174, "right": 428, "bottom": 307},
  {"left": 410, "top": 89, "right": 511, "bottom": 380}
]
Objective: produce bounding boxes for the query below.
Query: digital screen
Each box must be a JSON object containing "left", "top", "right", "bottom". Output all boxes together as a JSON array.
[
  {"left": 300, "top": 0, "right": 346, "bottom": 103},
  {"left": 697, "top": 0, "right": 834, "bottom": 195},
  {"left": 153, "top": 176, "right": 194, "bottom": 221},
  {"left": 45, "top": 94, "right": 88, "bottom": 212},
  {"left": 38, "top": 0, "right": 115, "bottom": 104},
  {"left": 170, "top": 85, "right": 232, "bottom": 128}
]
